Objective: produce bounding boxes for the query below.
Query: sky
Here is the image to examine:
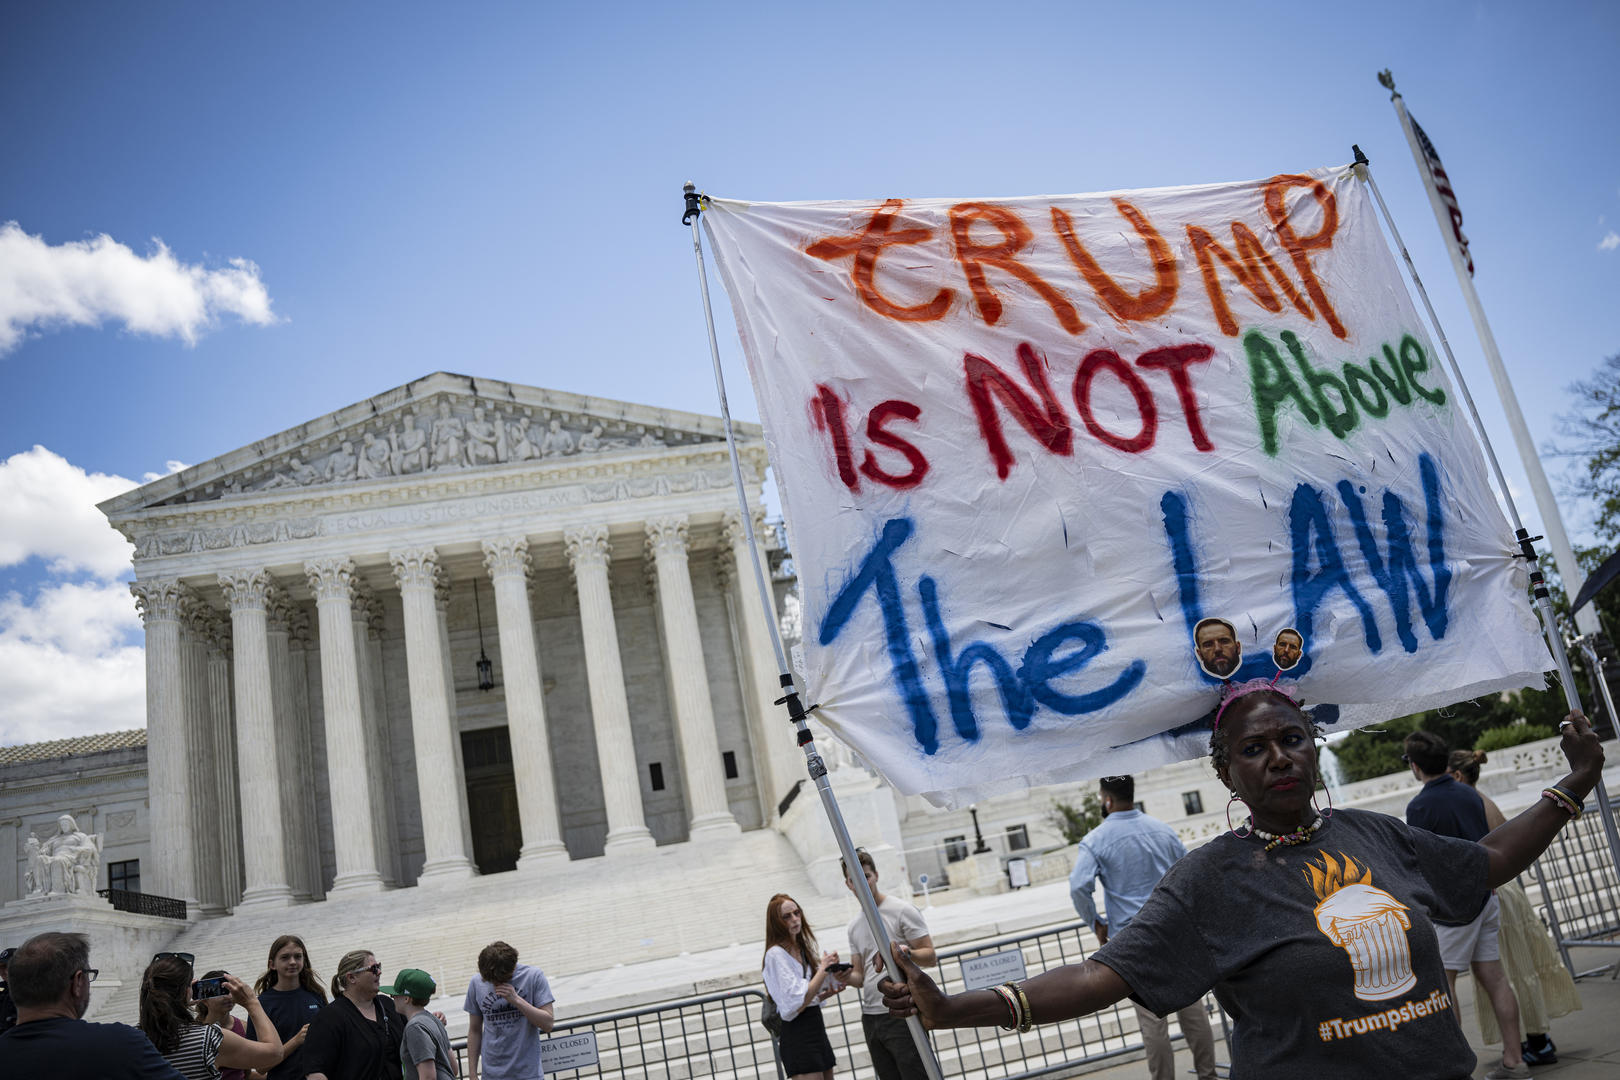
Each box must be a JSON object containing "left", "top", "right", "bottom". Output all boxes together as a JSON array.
[{"left": 2, "top": 1, "right": 1617, "bottom": 747}]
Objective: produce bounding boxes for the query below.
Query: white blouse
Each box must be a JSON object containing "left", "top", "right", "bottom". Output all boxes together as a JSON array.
[{"left": 762, "top": 945, "right": 819, "bottom": 1022}]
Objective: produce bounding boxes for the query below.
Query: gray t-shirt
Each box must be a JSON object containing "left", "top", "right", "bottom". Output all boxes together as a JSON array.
[
  {"left": 1094, "top": 808, "right": 1489, "bottom": 1080},
  {"left": 847, "top": 895, "right": 930, "bottom": 1015},
  {"left": 463, "top": 964, "right": 554, "bottom": 1080},
  {"left": 401, "top": 1010, "right": 455, "bottom": 1080}
]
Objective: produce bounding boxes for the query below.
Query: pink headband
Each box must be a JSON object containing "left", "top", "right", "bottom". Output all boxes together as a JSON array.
[{"left": 1213, "top": 677, "right": 1302, "bottom": 732}]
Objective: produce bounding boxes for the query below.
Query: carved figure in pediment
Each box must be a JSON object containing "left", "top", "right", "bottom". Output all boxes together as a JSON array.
[
  {"left": 577, "top": 424, "right": 611, "bottom": 453},
  {"left": 466, "top": 406, "right": 501, "bottom": 466},
  {"left": 391, "top": 413, "right": 429, "bottom": 474},
  {"left": 357, "top": 432, "right": 395, "bottom": 480},
  {"left": 262, "top": 456, "right": 321, "bottom": 489},
  {"left": 506, "top": 417, "right": 538, "bottom": 461},
  {"left": 325, "top": 440, "right": 360, "bottom": 483},
  {"left": 431, "top": 401, "right": 466, "bottom": 468},
  {"left": 541, "top": 419, "right": 575, "bottom": 457},
  {"left": 637, "top": 426, "right": 665, "bottom": 448}
]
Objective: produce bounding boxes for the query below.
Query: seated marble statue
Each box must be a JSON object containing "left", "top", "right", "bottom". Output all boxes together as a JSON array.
[{"left": 32, "top": 815, "right": 102, "bottom": 896}]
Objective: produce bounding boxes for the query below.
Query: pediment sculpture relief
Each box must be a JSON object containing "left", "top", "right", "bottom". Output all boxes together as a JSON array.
[{"left": 226, "top": 400, "right": 685, "bottom": 499}]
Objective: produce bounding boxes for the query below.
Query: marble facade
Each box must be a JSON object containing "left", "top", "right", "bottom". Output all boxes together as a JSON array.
[{"left": 98, "top": 373, "right": 802, "bottom": 912}]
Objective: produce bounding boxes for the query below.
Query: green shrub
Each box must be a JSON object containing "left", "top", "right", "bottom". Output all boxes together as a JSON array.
[{"left": 1473, "top": 723, "right": 1559, "bottom": 753}]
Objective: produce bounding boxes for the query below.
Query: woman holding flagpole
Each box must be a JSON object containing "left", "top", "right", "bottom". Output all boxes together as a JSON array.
[{"left": 879, "top": 681, "right": 1603, "bottom": 1080}]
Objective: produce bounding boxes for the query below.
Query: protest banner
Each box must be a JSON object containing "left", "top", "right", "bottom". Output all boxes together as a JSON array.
[{"left": 702, "top": 166, "right": 1551, "bottom": 806}]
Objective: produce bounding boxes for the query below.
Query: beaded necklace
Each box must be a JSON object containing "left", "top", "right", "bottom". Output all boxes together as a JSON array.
[{"left": 1249, "top": 813, "right": 1323, "bottom": 852}]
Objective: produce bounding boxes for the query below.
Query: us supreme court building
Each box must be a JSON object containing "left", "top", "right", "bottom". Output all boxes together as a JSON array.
[{"left": 96, "top": 373, "right": 807, "bottom": 913}]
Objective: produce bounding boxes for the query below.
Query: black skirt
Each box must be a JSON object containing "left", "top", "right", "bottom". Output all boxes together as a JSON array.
[{"left": 778, "top": 1003, "right": 836, "bottom": 1076}]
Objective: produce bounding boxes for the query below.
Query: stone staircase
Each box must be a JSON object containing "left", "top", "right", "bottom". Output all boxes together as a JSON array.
[{"left": 93, "top": 827, "right": 820, "bottom": 1025}]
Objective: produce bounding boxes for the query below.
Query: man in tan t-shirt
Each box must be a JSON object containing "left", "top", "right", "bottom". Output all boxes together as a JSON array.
[{"left": 841, "top": 850, "right": 935, "bottom": 1080}]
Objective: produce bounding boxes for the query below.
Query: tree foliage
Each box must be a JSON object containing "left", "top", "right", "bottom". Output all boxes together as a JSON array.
[
  {"left": 1047, "top": 792, "right": 1103, "bottom": 844},
  {"left": 1554, "top": 352, "right": 1620, "bottom": 543},
  {"left": 1333, "top": 682, "right": 1571, "bottom": 783}
]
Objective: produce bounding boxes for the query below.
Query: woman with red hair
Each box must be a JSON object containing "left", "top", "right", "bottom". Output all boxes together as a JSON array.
[{"left": 762, "top": 893, "right": 845, "bottom": 1080}]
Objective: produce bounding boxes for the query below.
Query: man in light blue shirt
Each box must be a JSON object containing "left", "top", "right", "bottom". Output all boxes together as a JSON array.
[{"left": 1069, "top": 776, "right": 1217, "bottom": 1080}]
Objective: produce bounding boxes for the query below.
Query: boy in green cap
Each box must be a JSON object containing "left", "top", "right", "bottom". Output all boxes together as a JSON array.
[{"left": 383, "top": 968, "right": 456, "bottom": 1080}]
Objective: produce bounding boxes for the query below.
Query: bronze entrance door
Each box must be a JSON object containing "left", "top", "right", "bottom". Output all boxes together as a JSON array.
[{"left": 461, "top": 727, "right": 521, "bottom": 875}]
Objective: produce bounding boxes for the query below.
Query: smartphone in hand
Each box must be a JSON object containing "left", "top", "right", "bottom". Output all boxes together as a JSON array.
[{"left": 191, "top": 975, "right": 228, "bottom": 1000}]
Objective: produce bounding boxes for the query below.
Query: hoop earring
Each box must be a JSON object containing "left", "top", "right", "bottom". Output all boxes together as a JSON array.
[
  {"left": 1226, "top": 791, "right": 1252, "bottom": 837},
  {"left": 1313, "top": 780, "right": 1334, "bottom": 818}
]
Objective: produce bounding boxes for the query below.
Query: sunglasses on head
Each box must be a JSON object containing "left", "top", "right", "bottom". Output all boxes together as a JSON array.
[{"left": 154, "top": 952, "right": 195, "bottom": 968}]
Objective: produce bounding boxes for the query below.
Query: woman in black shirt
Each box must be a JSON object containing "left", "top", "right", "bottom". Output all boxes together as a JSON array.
[{"left": 300, "top": 950, "right": 401, "bottom": 1080}]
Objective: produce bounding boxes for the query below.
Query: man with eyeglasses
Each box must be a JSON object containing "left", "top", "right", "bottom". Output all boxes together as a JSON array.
[{"left": 0, "top": 932, "right": 185, "bottom": 1078}]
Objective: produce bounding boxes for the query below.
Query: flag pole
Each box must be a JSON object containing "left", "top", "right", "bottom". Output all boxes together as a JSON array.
[
  {"left": 682, "top": 183, "right": 947, "bottom": 1080},
  {"left": 1352, "top": 150, "right": 1620, "bottom": 881},
  {"left": 1377, "top": 69, "right": 1599, "bottom": 636}
]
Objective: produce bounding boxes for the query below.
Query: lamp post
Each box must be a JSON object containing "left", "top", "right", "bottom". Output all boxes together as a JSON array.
[
  {"left": 969, "top": 805, "right": 989, "bottom": 853},
  {"left": 472, "top": 579, "right": 494, "bottom": 692}
]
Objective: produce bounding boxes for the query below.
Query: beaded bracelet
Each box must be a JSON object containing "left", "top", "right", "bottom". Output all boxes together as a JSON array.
[
  {"left": 988, "top": 984, "right": 1019, "bottom": 1030},
  {"left": 1541, "top": 786, "right": 1583, "bottom": 818},
  {"left": 1005, "top": 981, "right": 1035, "bottom": 1033}
]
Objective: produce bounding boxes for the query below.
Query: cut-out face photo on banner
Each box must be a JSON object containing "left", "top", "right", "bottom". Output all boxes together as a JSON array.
[
  {"left": 1273, "top": 627, "right": 1304, "bottom": 672},
  {"left": 1194, "top": 617, "right": 1241, "bottom": 679}
]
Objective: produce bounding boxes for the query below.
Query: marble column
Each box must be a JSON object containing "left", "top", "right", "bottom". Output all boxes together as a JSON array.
[
  {"left": 131, "top": 579, "right": 199, "bottom": 911},
  {"left": 483, "top": 536, "right": 568, "bottom": 866},
  {"left": 722, "top": 510, "right": 803, "bottom": 819},
  {"left": 646, "top": 516, "right": 740, "bottom": 838},
  {"left": 435, "top": 575, "right": 477, "bottom": 860},
  {"left": 286, "top": 608, "right": 324, "bottom": 900},
  {"left": 202, "top": 615, "right": 244, "bottom": 908},
  {"left": 390, "top": 548, "right": 476, "bottom": 883},
  {"left": 219, "top": 568, "right": 295, "bottom": 907},
  {"left": 266, "top": 590, "right": 315, "bottom": 902},
  {"left": 351, "top": 584, "right": 400, "bottom": 885},
  {"left": 180, "top": 596, "right": 226, "bottom": 916},
  {"left": 305, "top": 557, "right": 387, "bottom": 894},
  {"left": 564, "top": 525, "right": 655, "bottom": 854}
]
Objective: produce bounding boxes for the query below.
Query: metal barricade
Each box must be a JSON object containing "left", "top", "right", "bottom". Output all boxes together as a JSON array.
[
  {"left": 453, "top": 988, "right": 785, "bottom": 1080},
  {"left": 483, "top": 922, "right": 1228, "bottom": 1080},
  {"left": 1531, "top": 794, "right": 1620, "bottom": 979},
  {"left": 816, "top": 920, "right": 1229, "bottom": 1080}
]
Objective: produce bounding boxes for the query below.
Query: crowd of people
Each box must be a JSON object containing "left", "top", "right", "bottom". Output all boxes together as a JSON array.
[
  {"left": 0, "top": 931, "right": 554, "bottom": 1080},
  {"left": 0, "top": 699, "right": 1605, "bottom": 1080}
]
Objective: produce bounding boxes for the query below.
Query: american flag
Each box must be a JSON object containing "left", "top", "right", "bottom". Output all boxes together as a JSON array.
[{"left": 1410, "top": 116, "right": 1475, "bottom": 276}]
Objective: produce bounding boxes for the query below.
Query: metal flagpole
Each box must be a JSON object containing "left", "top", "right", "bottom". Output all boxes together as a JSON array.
[
  {"left": 1352, "top": 151, "right": 1620, "bottom": 880},
  {"left": 1378, "top": 69, "right": 1600, "bottom": 636},
  {"left": 681, "top": 183, "right": 947, "bottom": 1080}
]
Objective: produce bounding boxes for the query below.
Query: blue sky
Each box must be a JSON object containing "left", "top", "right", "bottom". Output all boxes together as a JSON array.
[{"left": 2, "top": 1, "right": 1617, "bottom": 745}]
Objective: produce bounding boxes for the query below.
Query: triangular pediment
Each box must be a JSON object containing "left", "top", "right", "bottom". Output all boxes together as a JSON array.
[{"left": 100, "top": 372, "right": 759, "bottom": 514}]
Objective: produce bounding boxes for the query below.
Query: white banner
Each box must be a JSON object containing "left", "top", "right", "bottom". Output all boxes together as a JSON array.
[{"left": 704, "top": 166, "right": 1548, "bottom": 806}]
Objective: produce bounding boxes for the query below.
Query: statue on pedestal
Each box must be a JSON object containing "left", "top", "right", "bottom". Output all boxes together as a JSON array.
[{"left": 26, "top": 815, "right": 103, "bottom": 898}]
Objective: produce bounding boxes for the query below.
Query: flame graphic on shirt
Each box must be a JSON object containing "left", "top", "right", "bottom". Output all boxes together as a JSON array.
[{"left": 1304, "top": 853, "right": 1417, "bottom": 1002}]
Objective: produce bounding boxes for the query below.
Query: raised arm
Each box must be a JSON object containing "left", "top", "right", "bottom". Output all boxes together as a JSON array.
[
  {"left": 217, "top": 976, "right": 285, "bottom": 1072},
  {"left": 1481, "top": 711, "right": 1606, "bottom": 888},
  {"left": 880, "top": 942, "right": 1131, "bottom": 1029}
]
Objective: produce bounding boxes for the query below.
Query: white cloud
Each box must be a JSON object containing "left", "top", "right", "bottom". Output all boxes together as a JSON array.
[
  {"left": 0, "top": 446, "right": 139, "bottom": 577},
  {"left": 0, "top": 447, "right": 178, "bottom": 745},
  {"left": 0, "top": 221, "right": 277, "bottom": 355},
  {"left": 1600, "top": 231, "right": 1620, "bottom": 252},
  {"left": 0, "top": 581, "right": 146, "bottom": 744}
]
